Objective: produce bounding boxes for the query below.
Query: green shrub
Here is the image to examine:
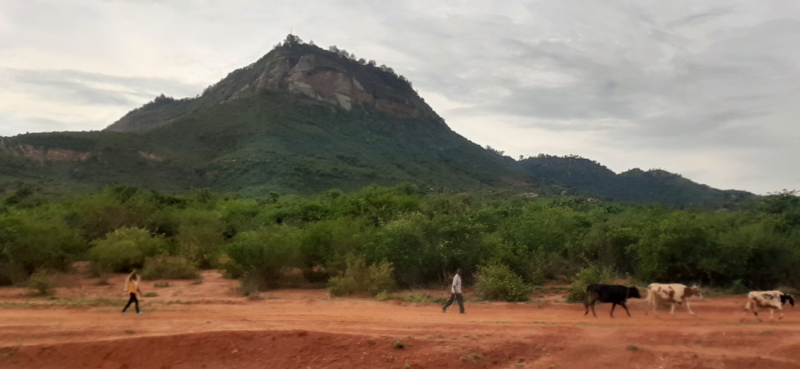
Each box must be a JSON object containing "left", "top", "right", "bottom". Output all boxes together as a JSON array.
[
  {"left": 223, "top": 226, "right": 299, "bottom": 290},
  {"left": 28, "top": 270, "right": 55, "bottom": 295},
  {"left": 567, "top": 264, "right": 612, "bottom": 303},
  {"left": 375, "top": 290, "right": 389, "bottom": 301},
  {"left": 326, "top": 255, "right": 396, "bottom": 297},
  {"left": 88, "top": 227, "right": 168, "bottom": 275},
  {"left": 143, "top": 292, "right": 157, "bottom": 297},
  {"left": 327, "top": 275, "right": 359, "bottom": 297},
  {"left": 474, "top": 263, "right": 532, "bottom": 302},
  {"left": 0, "top": 212, "right": 84, "bottom": 276},
  {"left": 141, "top": 255, "right": 199, "bottom": 280},
  {"left": 174, "top": 212, "right": 227, "bottom": 269},
  {"left": 403, "top": 292, "right": 432, "bottom": 303},
  {"left": 366, "top": 260, "right": 396, "bottom": 296}
]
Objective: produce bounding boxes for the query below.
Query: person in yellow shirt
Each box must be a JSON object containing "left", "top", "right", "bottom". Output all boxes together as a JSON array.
[{"left": 122, "top": 270, "right": 144, "bottom": 315}]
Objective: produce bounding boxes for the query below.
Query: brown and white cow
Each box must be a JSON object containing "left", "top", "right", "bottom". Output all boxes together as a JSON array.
[
  {"left": 644, "top": 283, "right": 703, "bottom": 316},
  {"left": 741, "top": 290, "right": 795, "bottom": 322}
]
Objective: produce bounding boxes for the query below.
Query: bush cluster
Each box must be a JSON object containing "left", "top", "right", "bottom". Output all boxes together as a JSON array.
[
  {"left": 27, "top": 269, "right": 55, "bottom": 295},
  {"left": 328, "top": 255, "right": 396, "bottom": 297},
  {"left": 141, "top": 255, "right": 199, "bottom": 280},
  {"left": 1, "top": 185, "right": 799, "bottom": 296},
  {"left": 474, "top": 263, "right": 532, "bottom": 302}
]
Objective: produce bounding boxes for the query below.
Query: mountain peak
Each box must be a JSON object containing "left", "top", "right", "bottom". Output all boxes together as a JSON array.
[{"left": 106, "top": 34, "right": 440, "bottom": 132}]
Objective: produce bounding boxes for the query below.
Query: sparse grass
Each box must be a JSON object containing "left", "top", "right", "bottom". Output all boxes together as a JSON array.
[
  {"left": 367, "top": 338, "right": 375, "bottom": 344},
  {"left": 191, "top": 279, "right": 203, "bottom": 285},
  {"left": 393, "top": 341, "right": 405, "bottom": 349},
  {"left": 626, "top": 345, "right": 640, "bottom": 351},
  {"left": 402, "top": 292, "right": 432, "bottom": 303},
  {"left": 430, "top": 295, "right": 448, "bottom": 304},
  {"left": 143, "top": 292, "right": 157, "bottom": 297},
  {"left": 154, "top": 282, "right": 171, "bottom": 288},
  {"left": 95, "top": 277, "right": 111, "bottom": 286},
  {"left": 437, "top": 334, "right": 444, "bottom": 338},
  {"left": 516, "top": 364, "right": 525, "bottom": 368},
  {"left": 124, "top": 329, "right": 135, "bottom": 334},
  {"left": 427, "top": 335, "right": 434, "bottom": 339},
  {"left": 470, "top": 353, "right": 483, "bottom": 360},
  {"left": 762, "top": 331, "right": 774, "bottom": 335},
  {"left": 1, "top": 298, "right": 127, "bottom": 308},
  {"left": 460, "top": 356, "right": 467, "bottom": 361},
  {"left": 403, "top": 364, "right": 412, "bottom": 369}
]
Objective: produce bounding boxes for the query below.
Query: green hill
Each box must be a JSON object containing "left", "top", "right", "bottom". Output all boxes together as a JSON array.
[
  {"left": 518, "top": 155, "right": 753, "bottom": 205},
  {"left": 0, "top": 36, "right": 559, "bottom": 196},
  {"left": 0, "top": 35, "right": 753, "bottom": 204}
]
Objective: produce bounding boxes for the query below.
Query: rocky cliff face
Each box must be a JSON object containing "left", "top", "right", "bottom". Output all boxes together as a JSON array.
[
  {"left": 0, "top": 138, "right": 91, "bottom": 162},
  {"left": 106, "top": 40, "right": 440, "bottom": 132}
]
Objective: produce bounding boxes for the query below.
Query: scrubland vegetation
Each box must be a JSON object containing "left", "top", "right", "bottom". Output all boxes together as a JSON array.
[{"left": 1, "top": 184, "right": 798, "bottom": 301}]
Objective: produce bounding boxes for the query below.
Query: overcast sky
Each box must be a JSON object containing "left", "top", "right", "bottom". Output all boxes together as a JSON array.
[{"left": 1, "top": 1, "right": 799, "bottom": 194}]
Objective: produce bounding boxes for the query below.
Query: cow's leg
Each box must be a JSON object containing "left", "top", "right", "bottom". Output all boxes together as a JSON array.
[
  {"left": 584, "top": 296, "right": 593, "bottom": 316},
  {"left": 742, "top": 301, "right": 757, "bottom": 322},
  {"left": 610, "top": 303, "right": 617, "bottom": 318},
  {"left": 754, "top": 309, "right": 762, "bottom": 322},
  {"left": 770, "top": 309, "right": 775, "bottom": 320},
  {"left": 585, "top": 295, "right": 598, "bottom": 317},
  {"left": 621, "top": 301, "right": 631, "bottom": 317},
  {"left": 686, "top": 300, "right": 695, "bottom": 315},
  {"left": 779, "top": 307, "right": 785, "bottom": 320},
  {"left": 670, "top": 303, "right": 676, "bottom": 315}
]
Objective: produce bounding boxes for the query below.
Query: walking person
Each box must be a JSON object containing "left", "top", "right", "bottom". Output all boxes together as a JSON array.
[
  {"left": 442, "top": 268, "right": 465, "bottom": 314},
  {"left": 122, "top": 270, "right": 144, "bottom": 315}
]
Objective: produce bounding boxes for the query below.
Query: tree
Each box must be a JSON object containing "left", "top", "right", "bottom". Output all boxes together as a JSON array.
[{"left": 284, "top": 34, "right": 303, "bottom": 46}]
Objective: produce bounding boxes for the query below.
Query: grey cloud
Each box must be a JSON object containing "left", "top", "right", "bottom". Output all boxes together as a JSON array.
[
  {"left": 668, "top": 5, "right": 737, "bottom": 27},
  {"left": 2, "top": 69, "right": 201, "bottom": 107},
  {"left": 1, "top": 0, "right": 799, "bottom": 192}
]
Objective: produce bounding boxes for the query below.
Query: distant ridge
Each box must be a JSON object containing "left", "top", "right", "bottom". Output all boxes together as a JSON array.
[
  {"left": 518, "top": 155, "right": 752, "bottom": 204},
  {"left": 0, "top": 34, "right": 753, "bottom": 204}
]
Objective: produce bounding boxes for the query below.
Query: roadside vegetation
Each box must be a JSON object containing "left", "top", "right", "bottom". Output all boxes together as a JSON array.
[{"left": 1, "top": 185, "right": 798, "bottom": 302}]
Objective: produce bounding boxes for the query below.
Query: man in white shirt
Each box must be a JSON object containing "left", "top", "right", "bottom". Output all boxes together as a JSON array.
[{"left": 442, "top": 268, "right": 465, "bottom": 314}]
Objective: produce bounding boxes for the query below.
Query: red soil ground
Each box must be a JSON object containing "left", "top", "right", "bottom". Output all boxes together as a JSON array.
[{"left": 1, "top": 270, "right": 799, "bottom": 369}]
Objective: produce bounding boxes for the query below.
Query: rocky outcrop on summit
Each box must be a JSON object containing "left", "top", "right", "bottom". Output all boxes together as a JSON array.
[{"left": 106, "top": 42, "right": 439, "bottom": 132}]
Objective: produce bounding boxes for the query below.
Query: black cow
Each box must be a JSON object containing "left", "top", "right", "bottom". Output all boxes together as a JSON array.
[{"left": 584, "top": 284, "right": 642, "bottom": 318}]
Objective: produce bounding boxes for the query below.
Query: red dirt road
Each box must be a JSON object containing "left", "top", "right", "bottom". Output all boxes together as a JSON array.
[{"left": 1, "top": 271, "right": 799, "bottom": 369}]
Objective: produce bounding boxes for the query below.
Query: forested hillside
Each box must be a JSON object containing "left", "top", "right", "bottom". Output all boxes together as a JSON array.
[{"left": 519, "top": 155, "right": 753, "bottom": 205}]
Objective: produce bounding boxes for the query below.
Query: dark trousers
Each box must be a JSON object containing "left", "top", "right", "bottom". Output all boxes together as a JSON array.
[
  {"left": 123, "top": 293, "right": 139, "bottom": 313},
  {"left": 442, "top": 293, "right": 464, "bottom": 313}
]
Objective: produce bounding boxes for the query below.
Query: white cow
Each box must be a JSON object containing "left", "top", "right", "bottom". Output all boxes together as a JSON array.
[
  {"left": 741, "top": 291, "right": 795, "bottom": 322},
  {"left": 644, "top": 283, "right": 703, "bottom": 316}
]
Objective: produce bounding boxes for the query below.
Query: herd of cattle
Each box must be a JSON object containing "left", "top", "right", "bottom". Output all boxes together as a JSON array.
[{"left": 584, "top": 283, "right": 796, "bottom": 322}]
